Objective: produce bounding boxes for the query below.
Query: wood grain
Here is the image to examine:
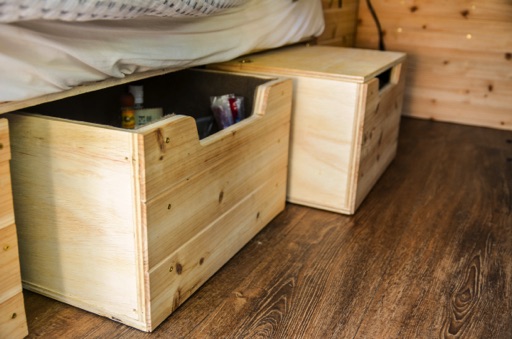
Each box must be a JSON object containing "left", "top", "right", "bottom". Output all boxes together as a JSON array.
[
  {"left": 208, "top": 45, "right": 406, "bottom": 215},
  {"left": 317, "top": 0, "right": 360, "bottom": 47},
  {"left": 356, "top": 0, "right": 512, "bottom": 131},
  {"left": 22, "top": 117, "right": 512, "bottom": 337},
  {"left": 0, "top": 118, "right": 28, "bottom": 339},
  {"left": 8, "top": 71, "right": 292, "bottom": 332}
]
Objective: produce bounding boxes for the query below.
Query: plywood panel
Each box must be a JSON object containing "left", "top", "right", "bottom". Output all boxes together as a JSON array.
[
  {"left": 0, "top": 293, "right": 28, "bottom": 339},
  {"left": 356, "top": 0, "right": 512, "bottom": 130},
  {"left": 8, "top": 114, "right": 143, "bottom": 324}
]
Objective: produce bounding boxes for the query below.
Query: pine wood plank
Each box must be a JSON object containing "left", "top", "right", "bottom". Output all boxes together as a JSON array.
[
  {"left": 7, "top": 113, "right": 144, "bottom": 326},
  {"left": 0, "top": 119, "right": 10, "bottom": 164},
  {"left": 0, "top": 293, "right": 28, "bottom": 339},
  {"left": 0, "top": 162, "right": 14, "bottom": 229},
  {"left": 0, "top": 224, "right": 23, "bottom": 304},
  {"left": 356, "top": 0, "right": 512, "bottom": 131},
  {"left": 317, "top": 0, "right": 360, "bottom": 47}
]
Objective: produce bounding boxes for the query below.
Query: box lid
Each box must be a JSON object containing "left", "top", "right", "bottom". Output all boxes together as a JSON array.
[{"left": 212, "top": 45, "right": 406, "bottom": 84}]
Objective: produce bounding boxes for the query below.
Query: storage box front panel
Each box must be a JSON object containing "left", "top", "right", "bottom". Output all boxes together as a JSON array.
[
  {"left": 286, "top": 76, "right": 361, "bottom": 213},
  {"left": 8, "top": 115, "right": 143, "bottom": 324}
]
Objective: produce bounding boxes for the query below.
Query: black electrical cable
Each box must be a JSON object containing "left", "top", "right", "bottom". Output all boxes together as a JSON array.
[{"left": 366, "top": 0, "right": 385, "bottom": 51}]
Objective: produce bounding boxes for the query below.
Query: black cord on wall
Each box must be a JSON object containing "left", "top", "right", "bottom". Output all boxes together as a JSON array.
[{"left": 366, "top": 0, "right": 386, "bottom": 51}]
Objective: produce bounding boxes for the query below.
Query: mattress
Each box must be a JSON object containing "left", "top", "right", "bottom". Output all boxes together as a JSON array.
[{"left": 0, "top": 0, "right": 325, "bottom": 103}]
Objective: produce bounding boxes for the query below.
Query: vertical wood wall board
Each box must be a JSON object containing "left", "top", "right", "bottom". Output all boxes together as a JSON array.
[
  {"left": 318, "top": 0, "right": 360, "bottom": 47},
  {"left": 356, "top": 0, "right": 512, "bottom": 130}
]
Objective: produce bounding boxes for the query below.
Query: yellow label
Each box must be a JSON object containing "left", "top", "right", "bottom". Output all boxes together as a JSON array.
[{"left": 122, "top": 108, "right": 135, "bottom": 129}]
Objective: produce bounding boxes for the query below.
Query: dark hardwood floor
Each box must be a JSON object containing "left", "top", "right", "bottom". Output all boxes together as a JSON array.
[{"left": 23, "top": 117, "right": 512, "bottom": 338}]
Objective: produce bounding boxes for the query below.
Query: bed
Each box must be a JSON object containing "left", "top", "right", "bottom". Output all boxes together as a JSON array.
[{"left": 0, "top": 0, "right": 325, "bottom": 113}]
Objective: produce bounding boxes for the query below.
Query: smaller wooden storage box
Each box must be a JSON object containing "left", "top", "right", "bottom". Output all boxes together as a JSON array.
[
  {"left": 209, "top": 45, "right": 406, "bottom": 214},
  {"left": 0, "top": 119, "right": 29, "bottom": 339},
  {"left": 7, "top": 69, "right": 292, "bottom": 332}
]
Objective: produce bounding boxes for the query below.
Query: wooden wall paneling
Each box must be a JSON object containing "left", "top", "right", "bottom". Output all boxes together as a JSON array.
[
  {"left": 318, "top": 0, "right": 360, "bottom": 47},
  {"left": 356, "top": 0, "right": 512, "bottom": 130}
]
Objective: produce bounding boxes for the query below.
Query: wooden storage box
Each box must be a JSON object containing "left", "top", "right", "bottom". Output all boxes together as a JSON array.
[
  {"left": 0, "top": 119, "right": 29, "bottom": 339},
  {"left": 209, "top": 45, "right": 406, "bottom": 214},
  {"left": 7, "top": 69, "right": 292, "bottom": 332}
]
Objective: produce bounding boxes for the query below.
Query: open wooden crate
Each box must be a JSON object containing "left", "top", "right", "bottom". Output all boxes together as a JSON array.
[{"left": 7, "top": 69, "right": 292, "bottom": 331}]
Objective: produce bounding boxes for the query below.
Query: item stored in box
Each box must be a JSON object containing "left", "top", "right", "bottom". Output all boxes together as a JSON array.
[
  {"left": 209, "top": 45, "right": 407, "bottom": 214},
  {"left": 7, "top": 69, "right": 292, "bottom": 332}
]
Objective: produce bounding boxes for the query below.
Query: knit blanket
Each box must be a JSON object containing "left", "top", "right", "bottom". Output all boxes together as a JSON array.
[{"left": 0, "top": 0, "right": 250, "bottom": 22}]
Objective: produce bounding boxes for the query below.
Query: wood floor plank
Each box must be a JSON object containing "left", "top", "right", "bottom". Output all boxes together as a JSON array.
[
  {"left": 22, "top": 118, "right": 512, "bottom": 338},
  {"left": 353, "top": 120, "right": 512, "bottom": 338}
]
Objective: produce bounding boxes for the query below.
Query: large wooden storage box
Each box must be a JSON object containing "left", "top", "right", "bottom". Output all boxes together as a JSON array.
[
  {"left": 0, "top": 119, "right": 28, "bottom": 339},
  {"left": 7, "top": 69, "right": 292, "bottom": 332},
  {"left": 209, "top": 45, "right": 407, "bottom": 214}
]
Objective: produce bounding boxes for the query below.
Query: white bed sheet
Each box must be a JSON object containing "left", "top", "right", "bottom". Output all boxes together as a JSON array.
[{"left": 0, "top": 0, "right": 324, "bottom": 102}]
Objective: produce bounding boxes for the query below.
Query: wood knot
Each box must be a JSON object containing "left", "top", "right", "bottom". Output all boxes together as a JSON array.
[
  {"left": 460, "top": 9, "right": 470, "bottom": 18},
  {"left": 505, "top": 53, "right": 512, "bottom": 60},
  {"left": 156, "top": 128, "right": 166, "bottom": 153},
  {"left": 218, "top": 190, "right": 224, "bottom": 203},
  {"left": 175, "top": 263, "right": 183, "bottom": 275},
  {"left": 410, "top": 5, "right": 418, "bottom": 12}
]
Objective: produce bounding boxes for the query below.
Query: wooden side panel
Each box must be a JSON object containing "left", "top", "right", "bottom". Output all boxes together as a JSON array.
[
  {"left": 7, "top": 114, "right": 145, "bottom": 327},
  {"left": 0, "top": 224, "right": 23, "bottom": 304},
  {"left": 0, "top": 119, "right": 10, "bottom": 163},
  {"left": 147, "top": 79, "right": 292, "bottom": 330},
  {"left": 354, "top": 62, "right": 406, "bottom": 211},
  {"left": 0, "top": 119, "right": 28, "bottom": 339},
  {"left": 318, "top": 0, "right": 360, "bottom": 47},
  {"left": 0, "top": 162, "right": 14, "bottom": 229},
  {"left": 0, "top": 225, "right": 26, "bottom": 339},
  {"left": 356, "top": 0, "right": 512, "bottom": 130},
  {"left": 144, "top": 114, "right": 289, "bottom": 268},
  {"left": 286, "top": 77, "right": 360, "bottom": 213},
  {"left": 0, "top": 293, "right": 28, "bottom": 339},
  {"left": 0, "top": 119, "right": 14, "bottom": 228}
]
